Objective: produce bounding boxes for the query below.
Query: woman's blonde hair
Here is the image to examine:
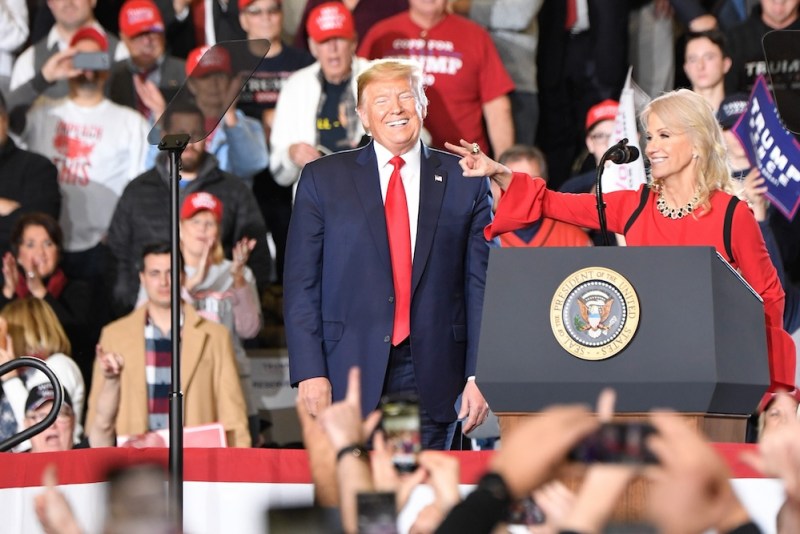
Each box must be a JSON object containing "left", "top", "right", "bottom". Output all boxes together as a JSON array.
[
  {"left": 0, "top": 297, "right": 71, "bottom": 357},
  {"left": 640, "top": 88, "right": 733, "bottom": 213}
]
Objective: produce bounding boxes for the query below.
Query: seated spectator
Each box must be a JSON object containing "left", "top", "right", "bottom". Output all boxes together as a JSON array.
[
  {"left": 23, "top": 367, "right": 118, "bottom": 452},
  {"left": 107, "top": 101, "right": 270, "bottom": 316},
  {"left": 270, "top": 2, "right": 369, "bottom": 190},
  {"left": 183, "top": 44, "right": 269, "bottom": 183},
  {"left": 23, "top": 384, "right": 81, "bottom": 452},
  {"left": 0, "top": 298, "right": 84, "bottom": 446},
  {"left": 0, "top": 94, "right": 61, "bottom": 256},
  {"left": 725, "top": 0, "right": 800, "bottom": 94},
  {"left": 494, "top": 145, "right": 591, "bottom": 248},
  {"left": 107, "top": 0, "right": 186, "bottom": 122},
  {"left": 559, "top": 99, "right": 619, "bottom": 195},
  {"left": 293, "top": 0, "right": 408, "bottom": 53},
  {"left": 684, "top": 29, "right": 732, "bottom": 114},
  {"left": 237, "top": 0, "right": 314, "bottom": 280},
  {"left": 450, "top": 0, "right": 544, "bottom": 147},
  {"left": 357, "top": 0, "right": 515, "bottom": 157},
  {"left": 6, "top": 0, "right": 129, "bottom": 128},
  {"left": 0, "top": 0, "right": 27, "bottom": 94},
  {"left": 0, "top": 213, "right": 92, "bottom": 384},
  {"left": 86, "top": 243, "right": 251, "bottom": 447},
  {"left": 20, "top": 27, "right": 149, "bottom": 291}
]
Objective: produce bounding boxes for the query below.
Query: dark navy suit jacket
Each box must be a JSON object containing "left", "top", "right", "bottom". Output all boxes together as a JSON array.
[{"left": 284, "top": 140, "right": 492, "bottom": 422}]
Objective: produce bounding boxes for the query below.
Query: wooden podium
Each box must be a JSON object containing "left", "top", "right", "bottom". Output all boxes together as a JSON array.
[{"left": 476, "top": 247, "right": 769, "bottom": 520}]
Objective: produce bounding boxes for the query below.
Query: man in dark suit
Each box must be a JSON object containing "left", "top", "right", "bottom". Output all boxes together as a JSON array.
[{"left": 284, "top": 59, "right": 492, "bottom": 449}]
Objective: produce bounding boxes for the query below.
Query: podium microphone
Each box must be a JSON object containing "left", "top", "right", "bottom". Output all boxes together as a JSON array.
[
  {"left": 594, "top": 138, "right": 640, "bottom": 246},
  {"left": 605, "top": 139, "right": 640, "bottom": 165}
]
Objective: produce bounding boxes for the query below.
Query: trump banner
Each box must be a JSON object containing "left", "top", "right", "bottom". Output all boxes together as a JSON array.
[{"left": 733, "top": 75, "right": 800, "bottom": 220}]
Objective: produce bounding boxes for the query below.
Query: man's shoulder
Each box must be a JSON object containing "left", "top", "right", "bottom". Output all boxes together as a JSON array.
[
  {"left": 285, "top": 61, "right": 321, "bottom": 84},
  {"left": 305, "top": 145, "right": 369, "bottom": 171},
  {"left": 102, "top": 307, "right": 145, "bottom": 335},
  {"left": 1, "top": 140, "right": 57, "bottom": 173},
  {"left": 122, "top": 168, "right": 163, "bottom": 193}
]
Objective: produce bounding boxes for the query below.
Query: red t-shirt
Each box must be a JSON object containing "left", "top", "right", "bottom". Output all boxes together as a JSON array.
[
  {"left": 486, "top": 173, "right": 795, "bottom": 391},
  {"left": 358, "top": 12, "right": 515, "bottom": 152}
]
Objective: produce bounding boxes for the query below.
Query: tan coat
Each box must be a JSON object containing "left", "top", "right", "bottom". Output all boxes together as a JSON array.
[{"left": 86, "top": 305, "right": 251, "bottom": 447}]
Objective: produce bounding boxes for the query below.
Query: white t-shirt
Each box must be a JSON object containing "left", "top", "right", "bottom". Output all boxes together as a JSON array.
[{"left": 24, "top": 98, "right": 150, "bottom": 252}]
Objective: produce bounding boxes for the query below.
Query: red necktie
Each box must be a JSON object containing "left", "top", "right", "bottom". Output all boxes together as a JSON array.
[
  {"left": 565, "top": 0, "right": 577, "bottom": 30},
  {"left": 386, "top": 156, "right": 411, "bottom": 345}
]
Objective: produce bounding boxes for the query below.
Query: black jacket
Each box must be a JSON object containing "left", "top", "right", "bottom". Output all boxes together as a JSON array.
[
  {"left": 107, "top": 153, "right": 270, "bottom": 316},
  {"left": 0, "top": 139, "right": 61, "bottom": 254}
]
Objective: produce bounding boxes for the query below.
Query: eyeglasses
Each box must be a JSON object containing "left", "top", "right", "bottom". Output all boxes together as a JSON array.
[
  {"left": 26, "top": 407, "right": 74, "bottom": 424},
  {"left": 244, "top": 5, "right": 281, "bottom": 17}
]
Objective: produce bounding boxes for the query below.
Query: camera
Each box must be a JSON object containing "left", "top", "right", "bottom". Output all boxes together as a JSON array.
[{"left": 380, "top": 392, "right": 421, "bottom": 473}]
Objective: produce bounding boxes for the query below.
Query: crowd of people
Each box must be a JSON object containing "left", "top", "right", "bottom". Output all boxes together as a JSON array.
[{"left": 0, "top": 0, "right": 800, "bottom": 532}]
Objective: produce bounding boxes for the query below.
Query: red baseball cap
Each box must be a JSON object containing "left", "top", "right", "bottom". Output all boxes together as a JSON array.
[
  {"left": 185, "top": 45, "right": 233, "bottom": 78},
  {"left": 119, "top": 0, "right": 165, "bottom": 39},
  {"left": 585, "top": 99, "right": 619, "bottom": 133},
  {"left": 306, "top": 2, "right": 355, "bottom": 43},
  {"left": 69, "top": 27, "right": 109, "bottom": 51},
  {"left": 181, "top": 192, "right": 223, "bottom": 222}
]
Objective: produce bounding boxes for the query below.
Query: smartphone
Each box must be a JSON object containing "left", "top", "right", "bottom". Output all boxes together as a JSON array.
[
  {"left": 568, "top": 422, "right": 658, "bottom": 464},
  {"left": 380, "top": 392, "right": 421, "bottom": 473},
  {"left": 357, "top": 491, "right": 398, "bottom": 534},
  {"left": 506, "top": 496, "right": 546, "bottom": 526},
  {"left": 73, "top": 52, "right": 110, "bottom": 71}
]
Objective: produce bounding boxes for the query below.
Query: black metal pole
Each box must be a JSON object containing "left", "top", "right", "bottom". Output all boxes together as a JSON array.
[{"left": 159, "top": 134, "right": 190, "bottom": 531}]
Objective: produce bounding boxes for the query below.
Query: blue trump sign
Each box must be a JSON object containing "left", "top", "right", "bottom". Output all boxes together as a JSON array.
[{"left": 733, "top": 75, "right": 800, "bottom": 220}]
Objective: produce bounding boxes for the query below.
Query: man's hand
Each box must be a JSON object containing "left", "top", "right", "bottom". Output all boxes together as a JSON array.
[
  {"left": 490, "top": 405, "right": 598, "bottom": 500},
  {"left": 458, "top": 379, "right": 489, "bottom": 434},
  {"left": 289, "top": 142, "right": 323, "bottom": 167},
  {"left": 41, "top": 48, "right": 81, "bottom": 84},
  {"left": 298, "top": 376, "right": 333, "bottom": 418},
  {"left": 645, "top": 411, "right": 751, "bottom": 534},
  {"left": 34, "top": 465, "right": 83, "bottom": 534},
  {"left": 742, "top": 168, "right": 769, "bottom": 222},
  {"left": 318, "top": 367, "right": 380, "bottom": 450},
  {"left": 96, "top": 345, "right": 124, "bottom": 379},
  {"left": 133, "top": 76, "right": 167, "bottom": 119}
]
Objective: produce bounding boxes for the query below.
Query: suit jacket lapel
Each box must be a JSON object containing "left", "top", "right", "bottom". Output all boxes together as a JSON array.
[
  {"left": 412, "top": 144, "right": 445, "bottom": 296},
  {"left": 180, "top": 306, "right": 206, "bottom": 392},
  {"left": 354, "top": 142, "right": 391, "bottom": 270},
  {"left": 123, "top": 307, "right": 149, "bottom": 430}
]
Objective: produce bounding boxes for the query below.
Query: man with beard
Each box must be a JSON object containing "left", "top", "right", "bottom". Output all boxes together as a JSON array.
[
  {"left": 20, "top": 27, "right": 149, "bottom": 288},
  {"left": 106, "top": 101, "right": 269, "bottom": 316}
]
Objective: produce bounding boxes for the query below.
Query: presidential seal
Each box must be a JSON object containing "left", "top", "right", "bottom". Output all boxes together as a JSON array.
[{"left": 550, "top": 267, "right": 640, "bottom": 361}]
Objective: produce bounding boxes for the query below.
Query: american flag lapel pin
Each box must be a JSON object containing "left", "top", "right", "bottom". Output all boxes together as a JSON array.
[{"left": 434, "top": 174, "right": 443, "bottom": 182}]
